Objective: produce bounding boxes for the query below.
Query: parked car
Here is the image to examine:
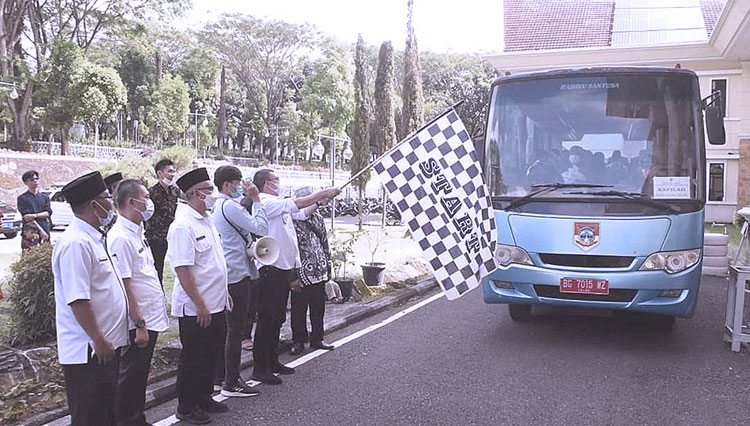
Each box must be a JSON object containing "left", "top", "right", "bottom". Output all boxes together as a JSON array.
[
  {"left": 41, "top": 188, "right": 74, "bottom": 229},
  {"left": 0, "top": 202, "right": 22, "bottom": 239}
]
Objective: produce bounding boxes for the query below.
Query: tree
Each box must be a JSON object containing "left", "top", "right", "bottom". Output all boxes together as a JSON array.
[
  {"left": 146, "top": 72, "right": 189, "bottom": 144},
  {"left": 74, "top": 63, "right": 127, "bottom": 144},
  {"left": 201, "top": 14, "right": 317, "bottom": 158},
  {"left": 1, "top": 0, "right": 34, "bottom": 150},
  {"left": 374, "top": 41, "right": 396, "bottom": 155},
  {"left": 421, "top": 53, "right": 498, "bottom": 137},
  {"left": 400, "top": 0, "right": 424, "bottom": 139},
  {"left": 351, "top": 34, "right": 371, "bottom": 230},
  {"left": 35, "top": 37, "right": 85, "bottom": 154}
]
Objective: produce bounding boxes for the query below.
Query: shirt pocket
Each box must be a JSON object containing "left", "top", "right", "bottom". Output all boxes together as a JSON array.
[{"left": 195, "top": 236, "right": 212, "bottom": 256}]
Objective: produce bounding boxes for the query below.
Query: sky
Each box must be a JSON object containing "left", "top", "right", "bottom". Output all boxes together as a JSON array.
[{"left": 185, "top": 0, "right": 505, "bottom": 54}]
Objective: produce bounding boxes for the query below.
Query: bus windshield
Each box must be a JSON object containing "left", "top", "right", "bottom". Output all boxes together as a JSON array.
[{"left": 485, "top": 72, "right": 704, "bottom": 215}]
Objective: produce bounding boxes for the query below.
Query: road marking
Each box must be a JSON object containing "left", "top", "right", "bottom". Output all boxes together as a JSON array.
[{"left": 152, "top": 291, "right": 444, "bottom": 426}]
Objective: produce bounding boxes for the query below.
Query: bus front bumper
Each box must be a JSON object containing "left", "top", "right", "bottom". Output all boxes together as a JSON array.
[{"left": 481, "top": 263, "right": 702, "bottom": 318}]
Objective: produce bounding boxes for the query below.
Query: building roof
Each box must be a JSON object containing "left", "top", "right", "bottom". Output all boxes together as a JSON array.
[{"left": 504, "top": 0, "right": 727, "bottom": 53}]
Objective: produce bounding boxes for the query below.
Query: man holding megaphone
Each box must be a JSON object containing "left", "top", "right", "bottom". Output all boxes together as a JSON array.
[
  {"left": 211, "top": 166, "right": 269, "bottom": 398},
  {"left": 250, "top": 169, "right": 341, "bottom": 385}
]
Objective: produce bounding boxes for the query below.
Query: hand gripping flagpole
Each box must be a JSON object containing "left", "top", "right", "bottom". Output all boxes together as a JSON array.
[{"left": 338, "top": 101, "right": 465, "bottom": 191}]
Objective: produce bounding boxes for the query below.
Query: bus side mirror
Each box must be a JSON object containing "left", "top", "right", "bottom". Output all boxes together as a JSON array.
[
  {"left": 472, "top": 134, "right": 486, "bottom": 167},
  {"left": 705, "top": 104, "right": 725, "bottom": 145}
]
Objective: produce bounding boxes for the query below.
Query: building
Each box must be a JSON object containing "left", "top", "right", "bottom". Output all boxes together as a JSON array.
[{"left": 486, "top": 0, "right": 749, "bottom": 223}]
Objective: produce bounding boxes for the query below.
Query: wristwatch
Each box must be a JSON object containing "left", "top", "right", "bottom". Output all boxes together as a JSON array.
[{"left": 134, "top": 319, "right": 146, "bottom": 329}]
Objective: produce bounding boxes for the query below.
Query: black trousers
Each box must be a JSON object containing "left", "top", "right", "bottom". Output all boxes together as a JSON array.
[
  {"left": 214, "top": 277, "right": 250, "bottom": 386},
  {"left": 62, "top": 350, "right": 120, "bottom": 426},
  {"left": 177, "top": 312, "right": 225, "bottom": 414},
  {"left": 291, "top": 282, "right": 327, "bottom": 344},
  {"left": 243, "top": 279, "right": 261, "bottom": 339},
  {"left": 116, "top": 329, "right": 158, "bottom": 426},
  {"left": 148, "top": 239, "right": 168, "bottom": 285},
  {"left": 253, "top": 266, "right": 292, "bottom": 373}
]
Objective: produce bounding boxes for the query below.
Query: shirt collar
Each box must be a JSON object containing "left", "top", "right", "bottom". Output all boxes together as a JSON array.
[
  {"left": 259, "top": 192, "right": 280, "bottom": 201},
  {"left": 71, "top": 216, "right": 104, "bottom": 240},
  {"left": 216, "top": 193, "right": 231, "bottom": 200},
  {"left": 178, "top": 202, "right": 208, "bottom": 220},
  {"left": 115, "top": 215, "right": 142, "bottom": 235}
]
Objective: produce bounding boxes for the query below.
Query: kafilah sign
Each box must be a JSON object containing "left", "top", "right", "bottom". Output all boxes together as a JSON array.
[{"left": 373, "top": 109, "right": 497, "bottom": 300}]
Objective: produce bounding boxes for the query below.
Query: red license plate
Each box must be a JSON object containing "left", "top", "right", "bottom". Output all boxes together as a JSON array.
[{"left": 560, "top": 277, "right": 609, "bottom": 295}]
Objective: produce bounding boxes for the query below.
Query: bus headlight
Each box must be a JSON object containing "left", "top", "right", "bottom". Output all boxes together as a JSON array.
[
  {"left": 495, "top": 244, "right": 534, "bottom": 267},
  {"left": 639, "top": 249, "right": 702, "bottom": 274}
]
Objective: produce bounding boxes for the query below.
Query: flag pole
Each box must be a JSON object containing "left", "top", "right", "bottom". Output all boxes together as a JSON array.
[{"left": 339, "top": 101, "right": 464, "bottom": 190}]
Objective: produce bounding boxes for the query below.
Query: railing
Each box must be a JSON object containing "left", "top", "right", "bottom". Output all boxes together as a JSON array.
[{"left": 30, "top": 141, "right": 143, "bottom": 160}]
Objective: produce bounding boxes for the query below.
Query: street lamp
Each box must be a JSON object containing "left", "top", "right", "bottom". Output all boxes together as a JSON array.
[
  {"left": 312, "top": 136, "right": 325, "bottom": 159},
  {"left": 0, "top": 82, "right": 19, "bottom": 100},
  {"left": 342, "top": 141, "right": 353, "bottom": 163},
  {"left": 186, "top": 111, "right": 211, "bottom": 157}
]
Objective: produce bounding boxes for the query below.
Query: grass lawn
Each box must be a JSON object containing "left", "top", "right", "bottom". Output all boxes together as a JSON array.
[{"left": 704, "top": 222, "right": 742, "bottom": 257}]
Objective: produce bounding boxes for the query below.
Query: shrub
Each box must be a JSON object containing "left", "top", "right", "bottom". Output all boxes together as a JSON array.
[
  {"left": 6, "top": 243, "right": 56, "bottom": 347},
  {"left": 157, "top": 145, "right": 195, "bottom": 171}
]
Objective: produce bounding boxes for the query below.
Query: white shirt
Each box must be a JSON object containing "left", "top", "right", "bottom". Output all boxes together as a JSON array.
[
  {"left": 52, "top": 217, "right": 129, "bottom": 364},
  {"left": 108, "top": 216, "right": 169, "bottom": 332},
  {"left": 167, "top": 203, "right": 228, "bottom": 316},
  {"left": 256, "top": 193, "right": 307, "bottom": 271}
]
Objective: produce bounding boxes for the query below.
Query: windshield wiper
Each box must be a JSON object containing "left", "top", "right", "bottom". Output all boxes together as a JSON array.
[
  {"left": 504, "top": 183, "right": 613, "bottom": 211},
  {"left": 564, "top": 190, "right": 681, "bottom": 213}
]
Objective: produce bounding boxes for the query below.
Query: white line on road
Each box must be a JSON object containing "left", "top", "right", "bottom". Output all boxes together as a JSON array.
[{"left": 152, "top": 291, "right": 444, "bottom": 426}]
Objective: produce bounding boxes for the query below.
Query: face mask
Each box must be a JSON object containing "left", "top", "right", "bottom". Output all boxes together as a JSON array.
[
  {"left": 133, "top": 198, "right": 155, "bottom": 221},
  {"left": 230, "top": 184, "right": 243, "bottom": 199},
  {"left": 161, "top": 177, "right": 176, "bottom": 187},
  {"left": 93, "top": 200, "right": 117, "bottom": 229}
]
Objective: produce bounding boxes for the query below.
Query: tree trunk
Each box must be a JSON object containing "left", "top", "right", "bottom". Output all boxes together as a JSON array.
[
  {"left": 61, "top": 126, "right": 70, "bottom": 155},
  {"left": 358, "top": 186, "right": 363, "bottom": 231}
]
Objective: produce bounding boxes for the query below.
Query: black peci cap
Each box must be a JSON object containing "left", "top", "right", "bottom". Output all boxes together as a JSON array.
[
  {"left": 176, "top": 167, "right": 210, "bottom": 193},
  {"left": 104, "top": 172, "right": 123, "bottom": 187},
  {"left": 62, "top": 171, "right": 107, "bottom": 206}
]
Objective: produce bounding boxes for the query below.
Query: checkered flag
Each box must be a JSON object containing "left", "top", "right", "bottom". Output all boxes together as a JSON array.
[{"left": 373, "top": 108, "right": 497, "bottom": 300}]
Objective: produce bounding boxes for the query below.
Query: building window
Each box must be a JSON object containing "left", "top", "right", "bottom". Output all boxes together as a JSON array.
[
  {"left": 711, "top": 79, "right": 727, "bottom": 117},
  {"left": 708, "top": 162, "right": 724, "bottom": 202}
]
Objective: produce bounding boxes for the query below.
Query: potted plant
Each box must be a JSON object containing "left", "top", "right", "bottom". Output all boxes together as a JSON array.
[
  {"left": 329, "top": 232, "right": 360, "bottom": 301},
  {"left": 361, "top": 229, "right": 387, "bottom": 286}
]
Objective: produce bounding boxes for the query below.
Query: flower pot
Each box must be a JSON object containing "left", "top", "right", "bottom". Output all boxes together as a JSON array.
[
  {"left": 336, "top": 279, "right": 354, "bottom": 302},
  {"left": 361, "top": 262, "right": 386, "bottom": 286}
]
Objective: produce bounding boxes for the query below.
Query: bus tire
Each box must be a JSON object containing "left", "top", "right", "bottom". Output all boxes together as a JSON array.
[
  {"left": 703, "top": 245, "right": 728, "bottom": 257},
  {"left": 703, "top": 233, "right": 729, "bottom": 246},
  {"left": 508, "top": 304, "right": 532, "bottom": 321}
]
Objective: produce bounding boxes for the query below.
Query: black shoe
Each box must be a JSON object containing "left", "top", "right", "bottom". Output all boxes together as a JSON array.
[
  {"left": 221, "top": 380, "right": 261, "bottom": 398},
  {"left": 175, "top": 408, "right": 211, "bottom": 424},
  {"left": 272, "top": 362, "right": 295, "bottom": 375},
  {"left": 289, "top": 342, "right": 304, "bottom": 355},
  {"left": 251, "top": 370, "right": 283, "bottom": 385},
  {"left": 199, "top": 398, "right": 229, "bottom": 413},
  {"left": 311, "top": 341, "right": 334, "bottom": 350}
]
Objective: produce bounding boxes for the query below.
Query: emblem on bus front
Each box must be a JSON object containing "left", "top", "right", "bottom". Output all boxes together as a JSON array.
[{"left": 574, "top": 222, "right": 600, "bottom": 252}]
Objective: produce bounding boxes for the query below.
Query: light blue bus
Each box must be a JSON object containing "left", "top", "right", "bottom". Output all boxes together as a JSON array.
[{"left": 481, "top": 67, "right": 725, "bottom": 329}]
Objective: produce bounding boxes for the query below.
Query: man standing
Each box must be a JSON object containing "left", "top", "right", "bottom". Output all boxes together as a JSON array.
[
  {"left": 108, "top": 179, "right": 169, "bottom": 426},
  {"left": 211, "top": 165, "right": 268, "bottom": 397},
  {"left": 167, "top": 168, "right": 229, "bottom": 424},
  {"left": 250, "top": 169, "right": 340, "bottom": 385},
  {"left": 145, "top": 159, "right": 179, "bottom": 284},
  {"left": 52, "top": 171, "right": 128, "bottom": 425},
  {"left": 17, "top": 169, "right": 53, "bottom": 238}
]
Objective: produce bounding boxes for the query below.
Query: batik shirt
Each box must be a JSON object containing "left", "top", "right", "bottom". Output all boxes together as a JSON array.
[
  {"left": 293, "top": 212, "right": 331, "bottom": 287},
  {"left": 144, "top": 182, "right": 179, "bottom": 242}
]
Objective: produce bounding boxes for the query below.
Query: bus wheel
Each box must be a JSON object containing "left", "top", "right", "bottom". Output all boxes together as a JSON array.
[{"left": 508, "top": 304, "right": 532, "bottom": 321}]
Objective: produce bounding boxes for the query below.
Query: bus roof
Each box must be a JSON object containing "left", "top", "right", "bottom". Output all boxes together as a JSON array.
[{"left": 491, "top": 66, "right": 698, "bottom": 87}]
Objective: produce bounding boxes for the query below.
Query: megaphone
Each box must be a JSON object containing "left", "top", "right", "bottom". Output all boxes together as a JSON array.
[{"left": 247, "top": 236, "right": 279, "bottom": 265}]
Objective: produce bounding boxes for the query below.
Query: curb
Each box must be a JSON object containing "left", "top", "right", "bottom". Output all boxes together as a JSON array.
[{"left": 23, "top": 277, "right": 439, "bottom": 426}]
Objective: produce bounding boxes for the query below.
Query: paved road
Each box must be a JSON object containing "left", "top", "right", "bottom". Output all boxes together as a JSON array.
[{"left": 143, "top": 275, "right": 750, "bottom": 426}]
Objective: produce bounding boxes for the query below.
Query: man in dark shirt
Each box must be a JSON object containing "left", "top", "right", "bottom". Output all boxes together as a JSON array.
[
  {"left": 17, "top": 170, "right": 53, "bottom": 238},
  {"left": 144, "top": 159, "right": 179, "bottom": 284}
]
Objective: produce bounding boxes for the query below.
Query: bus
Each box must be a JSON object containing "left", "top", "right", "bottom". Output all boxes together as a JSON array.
[{"left": 480, "top": 67, "right": 725, "bottom": 329}]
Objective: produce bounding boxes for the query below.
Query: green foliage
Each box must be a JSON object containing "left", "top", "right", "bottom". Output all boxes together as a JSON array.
[
  {"left": 329, "top": 231, "right": 361, "bottom": 279},
  {"left": 99, "top": 155, "right": 156, "bottom": 186},
  {"left": 6, "top": 243, "right": 56, "bottom": 347},
  {"left": 351, "top": 35, "right": 372, "bottom": 192},
  {"left": 75, "top": 63, "right": 128, "bottom": 124},
  {"left": 400, "top": 0, "right": 425, "bottom": 138},
  {"left": 147, "top": 73, "right": 190, "bottom": 142},
  {"left": 374, "top": 41, "right": 396, "bottom": 155},
  {"left": 36, "top": 38, "right": 85, "bottom": 129},
  {"left": 156, "top": 145, "right": 195, "bottom": 171}
]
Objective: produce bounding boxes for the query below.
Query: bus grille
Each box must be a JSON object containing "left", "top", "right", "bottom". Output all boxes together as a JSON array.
[
  {"left": 533, "top": 285, "right": 637, "bottom": 302},
  {"left": 539, "top": 253, "right": 634, "bottom": 268}
]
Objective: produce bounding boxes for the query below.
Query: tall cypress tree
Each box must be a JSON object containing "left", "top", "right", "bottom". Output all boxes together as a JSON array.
[
  {"left": 351, "top": 34, "right": 371, "bottom": 230},
  {"left": 375, "top": 41, "right": 396, "bottom": 155},
  {"left": 400, "top": 0, "right": 424, "bottom": 139}
]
